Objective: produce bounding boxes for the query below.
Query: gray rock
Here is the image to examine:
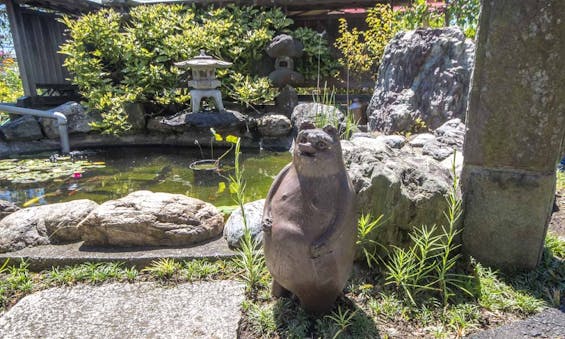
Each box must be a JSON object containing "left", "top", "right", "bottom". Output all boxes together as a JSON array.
[
  {"left": 375, "top": 135, "right": 406, "bottom": 149},
  {"left": 0, "top": 281, "right": 245, "bottom": 339},
  {"left": 39, "top": 101, "right": 93, "bottom": 138},
  {"left": 342, "top": 138, "right": 455, "bottom": 249},
  {"left": 275, "top": 85, "right": 299, "bottom": 117},
  {"left": 423, "top": 118, "right": 465, "bottom": 160},
  {"left": 223, "top": 199, "right": 265, "bottom": 249},
  {"left": 409, "top": 133, "right": 436, "bottom": 147},
  {"left": 78, "top": 191, "right": 224, "bottom": 247},
  {"left": 0, "top": 115, "right": 44, "bottom": 141},
  {"left": 0, "top": 200, "right": 19, "bottom": 221},
  {"left": 367, "top": 27, "right": 475, "bottom": 133},
  {"left": 124, "top": 102, "right": 146, "bottom": 131},
  {"left": 291, "top": 103, "right": 345, "bottom": 131},
  {"left": 0, "top": 199, "right": 98, "bottom": 253},
  {"left": 257, "top": 114, "right": 291, "bottom": 137},
  {"left": 266, "top": 34, "right": 304, "bottom": 58},
  {"left": 162, "top": 110, "right": 247, "bottom": 131},
  {"left": 260, "top": 136, "right": 293, "bottom": 152}
]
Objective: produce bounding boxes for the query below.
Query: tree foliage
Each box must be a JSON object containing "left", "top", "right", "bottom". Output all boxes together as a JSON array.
[{"left": 335, "top": 0, "right": 479, "bottom": 77}]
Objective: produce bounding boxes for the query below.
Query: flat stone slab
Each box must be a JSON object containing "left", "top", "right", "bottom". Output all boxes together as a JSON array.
[
  {"left": 0, "top": 280, "right": 245, "bottom": 339},
  {"left": 468, "top": 308, "right": 565, "bottom": 339},
  {"left": 0, "top": 237, "right": 235, "bottom": 271}
]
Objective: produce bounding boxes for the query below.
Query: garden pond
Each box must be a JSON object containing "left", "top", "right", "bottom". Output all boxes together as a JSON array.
[{"left": 0, "top": 147, "right": 291, "bottom": 208}]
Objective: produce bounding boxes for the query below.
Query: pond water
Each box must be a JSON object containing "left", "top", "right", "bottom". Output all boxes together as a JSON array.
[{"left": 0, "top": 147, "right": 291, "bottom": 208}]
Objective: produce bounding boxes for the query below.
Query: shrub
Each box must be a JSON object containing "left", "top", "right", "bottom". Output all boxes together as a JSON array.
[
  {"left": 290, "top": 27, "right": 340, "bottom": 81},
  {"left": 0, "top": 57, "right": 23, "bottom": 124},
  {"left": 60, "top": 4, "right": 338, "bottom": 134}
]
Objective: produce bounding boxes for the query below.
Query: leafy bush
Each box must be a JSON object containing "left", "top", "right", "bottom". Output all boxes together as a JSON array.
[
  {"left": 227, "top": 73, "right": 277, "bottom": 110},
  {"left": 448, "top": 0, "right": 480, "bottom": 39},
  {"left": 0, "top": 57, "right": 23, "bottom": 124},
  {"left": 61, "top": 4, "right": 336, "bottom": 134},
  {"left": 290, "top": 27, "right": 340, "bottom": 81}
]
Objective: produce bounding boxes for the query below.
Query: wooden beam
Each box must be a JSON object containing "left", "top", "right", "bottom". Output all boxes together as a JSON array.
[{"left": 5, "top": 0, "right": 36, "bottom": 97}]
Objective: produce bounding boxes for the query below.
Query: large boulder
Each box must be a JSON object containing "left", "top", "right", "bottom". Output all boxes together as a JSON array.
[
  {"left": 223, "top": 199, "right": 265, "bottom": 249},
  {"left": 0, "top": 200, "right": 19, "bottom": 221},
  {"left": 367, "top": 27, "right": 475, "bottom": 133},
  {"left": 0, "top": 199, "right": 98, "bottom": 253},
  {"left": 39, "top": 102, "right": 93, "bottom": 138},
  {"left": 342, "top": 137, "right": 455, "bottom": 249},
  {"left": 0, "top": 115, "right": 44, "bottom": 141},
  {"left": 78, "top": 191, "right": 224, "bottom": 247},
  {"left": 291, "top": 103, "right": 344, "bottom": 131}
]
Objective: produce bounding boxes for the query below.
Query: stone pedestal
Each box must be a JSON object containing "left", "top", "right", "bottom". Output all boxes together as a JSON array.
[{"left": 462, "top": 1, "right": 565, "bottom": 270}]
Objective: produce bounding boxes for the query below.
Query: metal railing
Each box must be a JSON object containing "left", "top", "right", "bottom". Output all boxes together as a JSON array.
[{"left": 0, "top": 104, "right": 70, "bottom": 153}]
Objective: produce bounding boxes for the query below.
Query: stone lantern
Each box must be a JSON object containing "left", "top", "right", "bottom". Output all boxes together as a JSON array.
[{"left": 175, "top": 50, "right": 232, "bottom": 113}]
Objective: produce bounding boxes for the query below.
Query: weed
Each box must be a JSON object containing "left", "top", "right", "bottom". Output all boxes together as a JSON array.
[
  {"left": 356, "top": 213, "right": 385, "bottom": 268},
  {"left": 229, "top": 136, "right": 268, "bottom": 295},
  {"left": 244, "top": 301, "right": 277, "bottom": 337},
  {"left": 383, "top": 150, "right": 473, "bottom": 306},
  {"left": 0, "top": 260, "right": 33, "bottom": 310},
  {"left": 273, "top": 298, "right": 311, "bottom": 338},
  {"left": 545, "top": 232, "right": 565, "bottom": 259},
  {"left": 142, "top": 258, "right": 181, "bottom": 280},
  {"left": 368, "top": 292, "right": 410, "bottom": 321},
  {"left": 475, "top": 263, "right": 546, "bottom": 314},
  {"left": 183, "top": 259, "right": 223, "bottom": 281},
  {"left": 443, "top": 303, "right": 480, "bottom": 337},
  {"left": 312, "top": 83, "right": 339, "bottom": 128},
  {"left": 123, "top": 267, "right": 139, "bottom": 282},
  {"left": 324, "top": 306, "right": 357, "bottom": 339}
]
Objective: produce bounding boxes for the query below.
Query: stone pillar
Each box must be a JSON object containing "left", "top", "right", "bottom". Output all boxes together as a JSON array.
[{"left": 462, "top": 1, "right": 565, "bottom": 270}]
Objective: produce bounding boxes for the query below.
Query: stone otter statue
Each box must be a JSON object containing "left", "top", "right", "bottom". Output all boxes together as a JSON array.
[{"left": 262, "top": 122, "right": 356, "bottom": 314}]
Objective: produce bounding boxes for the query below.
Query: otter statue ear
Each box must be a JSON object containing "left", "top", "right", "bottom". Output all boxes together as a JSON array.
[
  {"left": 299, "top": 121, "right": 316, "bottom": 131},
  {"left": 323, "top": 125, "right": 338, "bottom": 138}
]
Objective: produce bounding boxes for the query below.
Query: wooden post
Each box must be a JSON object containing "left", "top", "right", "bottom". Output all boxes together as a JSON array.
[{"left": 5, "top": 0, "right": 36, "bottom": 97}]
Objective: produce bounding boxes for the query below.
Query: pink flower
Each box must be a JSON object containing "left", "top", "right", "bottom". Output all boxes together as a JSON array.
[{"left": 73, "top": 172, "right": 83, "bottom": 179}]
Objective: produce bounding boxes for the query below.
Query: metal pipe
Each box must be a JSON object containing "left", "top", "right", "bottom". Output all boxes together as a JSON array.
[{"left": 0, "top": 104, "right": 70, "bottom": 153}]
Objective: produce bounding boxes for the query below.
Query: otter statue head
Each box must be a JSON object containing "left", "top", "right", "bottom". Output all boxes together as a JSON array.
[{"left": 293, "top": 121, "right": 345, "bottom": 177}]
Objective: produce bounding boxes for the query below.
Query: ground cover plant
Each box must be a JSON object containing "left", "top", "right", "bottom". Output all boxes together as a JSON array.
[
  {"left": 0, "top": 228, "right": 562, "bottom": 337},
  {"left": 60, "top": 4, "right": 337, "bottom": 135}
]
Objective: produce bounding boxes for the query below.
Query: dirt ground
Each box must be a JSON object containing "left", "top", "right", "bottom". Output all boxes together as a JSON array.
[{"left": 549, "top": 187, "right": 565, "bottom": 237}]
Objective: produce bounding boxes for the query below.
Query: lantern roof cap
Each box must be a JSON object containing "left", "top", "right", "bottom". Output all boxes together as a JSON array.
[{"left": 174, "top": 50, "right": 233, "bottom": 69}]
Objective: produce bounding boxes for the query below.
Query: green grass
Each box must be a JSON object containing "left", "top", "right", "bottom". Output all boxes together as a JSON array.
[{"left": 0, "top": 231, "right": 562, "bottom": 338}]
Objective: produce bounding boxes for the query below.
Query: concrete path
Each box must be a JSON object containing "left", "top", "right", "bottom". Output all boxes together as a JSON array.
[
  {"left": 468, "top": 308, "right": 565, "bottom": 339},
  {"left": 0, "top": 238, "right": 235, "bottom": 271},
  {"left": 0, "top": 281, "right": 245, "bottom": 339}
]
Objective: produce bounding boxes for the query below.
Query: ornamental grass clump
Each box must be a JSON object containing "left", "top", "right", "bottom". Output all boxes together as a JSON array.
[{"left": 383, "top": 151, "right": 474, "bottom": 306}]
